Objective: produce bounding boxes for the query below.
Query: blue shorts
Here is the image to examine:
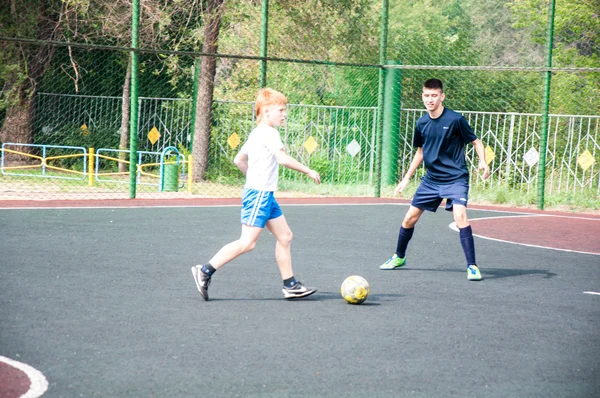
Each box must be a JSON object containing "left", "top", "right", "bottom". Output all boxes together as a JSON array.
[
  {"left": 240, "top": 189, "right": 283, "bottom": 228},
  {"left": 411, "top": 178, "right": 469, "bottom": 212}
]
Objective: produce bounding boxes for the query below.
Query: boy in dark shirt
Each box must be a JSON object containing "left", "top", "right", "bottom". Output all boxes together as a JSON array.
[{"left": 380, "top": 78, "right": 490, "bottom": 281}]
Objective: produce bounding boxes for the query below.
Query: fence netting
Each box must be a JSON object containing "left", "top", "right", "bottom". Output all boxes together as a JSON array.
[{"left": 0, "top": 0, "right": 598, "bottom": 206}]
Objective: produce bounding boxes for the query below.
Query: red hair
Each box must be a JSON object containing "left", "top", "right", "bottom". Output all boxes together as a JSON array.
[{"left": 255, "top": 88, "right": 287, "bottom": 122}]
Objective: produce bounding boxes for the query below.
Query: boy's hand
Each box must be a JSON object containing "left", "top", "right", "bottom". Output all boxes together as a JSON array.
[
  {"left": 479, "top": 161, "right": 490, "bottom": 179},
  {"left": 393, "top": 178, "right": 410, "bottom": 197},
  {"left": 307, "top": 169, "right": 321, "bottom": 184}
]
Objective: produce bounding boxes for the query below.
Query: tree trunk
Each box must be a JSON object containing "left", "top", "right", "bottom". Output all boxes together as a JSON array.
[
  {"left": 0, "top": 50, "right": 44, "bottom": 163},
  {"left": 0, "top": 0, "right": 59, "bottom": 162},
  {"left": 0, "top": 96, "right": 35, "bottom": 164},
  {"left": 118, "top": 56, "right": 132, "bottom": 173},
  {"left": 192, "top": 0, "right": 225, "bottom": 181}
]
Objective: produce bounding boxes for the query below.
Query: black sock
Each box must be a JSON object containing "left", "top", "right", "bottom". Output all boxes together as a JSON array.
[
  {"left": 201, "top": 263, "right": 216, "bottom": 276},
  {"left": 283, "top": 276, "right": 297, "bottom": 288},
  {"left": 459, "top": 226, "right": 476, "bottom": 266},
  {"left": 395, "top": 226, "right": 414, "bottom": 258}
]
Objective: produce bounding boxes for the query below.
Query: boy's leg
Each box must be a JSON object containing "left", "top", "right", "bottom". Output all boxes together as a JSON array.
[
  {"left": 266, "top": 215, "right": 316, "bottom": 299},
  {"left": 380, "top": 206, "right": 424, "bottom": 270},
  {"left": 444, "top": 181, "right": 481, "bottom": 280},
  {"left": 265, "top": 215, "right": 294, "bottom": 279},
  {"left": 192, "top": 189, "right": 278, "bottom": 300},
  {"left": 452, "top": 205, "right": 474, "bottom": 264},
  {"left": 402, "top": 205, "right": 425, "bottom": 229},
  {"left": 192, "top": 224, "right": 263, "bottom": 301},
  {"left": 209, "top": 224, "right": 263, "bottom": 269},
  {"left": 452, "top": 204, "right": 481, "bottom": 281},
  {"left": 397, "top": 205, "right": 424, "bottom": 256}
]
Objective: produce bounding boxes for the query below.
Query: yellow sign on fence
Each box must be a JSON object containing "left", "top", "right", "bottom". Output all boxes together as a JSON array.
[
  {"left": 227, "top": 133, "right": 241, "bottom": 149},
  {"left": 303, "top": 136, "right": 318, "bottom": 154},
  {"left": 577, "top": 150, "right": 595, "bottom": 171},
  {"left": 148, "top": 127, "right": 161, "bottom": 145},
  {"left": 485, "top": 146, "right": 495, "bottom": 165}
]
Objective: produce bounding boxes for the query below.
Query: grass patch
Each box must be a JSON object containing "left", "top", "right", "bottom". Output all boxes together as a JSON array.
[{"left": 466, "top": 186, "right": 598, "bottom": 213}]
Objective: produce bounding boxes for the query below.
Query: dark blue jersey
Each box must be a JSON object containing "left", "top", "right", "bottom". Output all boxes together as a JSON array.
[{"left": 413, "top": 108, "right": 477, "bottom": 183}]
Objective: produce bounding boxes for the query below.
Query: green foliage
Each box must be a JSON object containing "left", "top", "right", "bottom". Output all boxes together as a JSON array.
[
  {"left": 506, "top": 0, "right": 600, "bottom": 115},
  {"left": 542, "top": 189, "right": 600, "bottom": 211},
  {"left": 3, "top": 0, "right": 597, "bottom": 116},
  {"left": 306, "top": 155, "right": 332, "bottom": 182},
  {"left": 468, "top": 185, "right": 600, "bottom": 212}
]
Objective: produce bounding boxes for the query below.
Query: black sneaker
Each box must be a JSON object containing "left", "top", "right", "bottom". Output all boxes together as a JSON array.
[
  {"left": 191, "top": 265, "right": 211, "bottom": 301},
  {"left": 282, "top": 282, "right": 317, "bottom": 299}
]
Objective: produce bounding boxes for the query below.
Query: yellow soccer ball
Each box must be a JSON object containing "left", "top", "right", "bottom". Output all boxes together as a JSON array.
[{"left": 341, "top": 275, "right": 370, "bottom": 304}]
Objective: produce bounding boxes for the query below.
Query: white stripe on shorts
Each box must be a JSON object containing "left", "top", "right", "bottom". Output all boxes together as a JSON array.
[{"left": 248, "top": 190, "right": 267, "bottom": 226}]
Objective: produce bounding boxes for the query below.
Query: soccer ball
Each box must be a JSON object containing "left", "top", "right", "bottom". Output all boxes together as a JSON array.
[{"left": 340, "top": 275, "right": 370, "bottom": 304}]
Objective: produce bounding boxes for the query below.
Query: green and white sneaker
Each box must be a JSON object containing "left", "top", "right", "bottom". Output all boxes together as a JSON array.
[
  {"left": 467, "top": 264, "right": 482, "bottom": 281},
  {"left": 379, "top": 254, "right": 407, "bottom": 270}
]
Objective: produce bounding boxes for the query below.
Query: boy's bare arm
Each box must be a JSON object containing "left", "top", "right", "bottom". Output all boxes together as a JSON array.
[
  {"left": 273, "top": 149, "right": 321, "bottom": 184},
  {"left": 234, "top": 151, "right": 249, "bottom": 175},
  {"left": 471, "top": 139, "right": 490, "bottom": 179},
  {"left": 394, "top": 147, "right": 423, "bottom": 196}
]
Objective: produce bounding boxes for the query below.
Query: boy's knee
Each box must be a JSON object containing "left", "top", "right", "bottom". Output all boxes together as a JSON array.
[
  {"left": 402, "top": 206, "right": 423, "bottom": 228},
  {"left": 403, "top": 219, "right": 416, "bottom": 228},
  {"left": 279, "top": 230, "right": 293, "bottom": 245},
  {"left": 403, "top": 214, "right": 419, "bottom": 228},
  {"left": 453, "top": 213, "right": 469, "bottom": 228},
  {"left": 239, "top": 239, "right": 257, "bottom": 253}
]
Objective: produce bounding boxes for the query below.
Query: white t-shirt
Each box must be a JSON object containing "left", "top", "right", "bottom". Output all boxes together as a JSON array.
[{"left": 240, "top": 123, "right": 284, "bottom": 191}]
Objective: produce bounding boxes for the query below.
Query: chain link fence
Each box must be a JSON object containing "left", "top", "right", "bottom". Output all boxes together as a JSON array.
[{"left": 0, "top": 0, "right": 598, "bottom": 208}]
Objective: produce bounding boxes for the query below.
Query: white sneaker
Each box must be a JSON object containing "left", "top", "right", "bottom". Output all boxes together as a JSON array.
[{"left": 467, "top": 264, "right": 482, "bottom": 281}]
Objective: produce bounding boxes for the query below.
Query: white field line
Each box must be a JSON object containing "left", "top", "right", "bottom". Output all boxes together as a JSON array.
[
  {"left": 449, "top": 215, "right": 600, "bottom": 256},
  {"left": 0, "top": 356, "right": 48, "bottom": 398}
]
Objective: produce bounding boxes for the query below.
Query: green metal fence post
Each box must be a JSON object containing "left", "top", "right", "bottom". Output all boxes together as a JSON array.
[
  {"left": 538, "top": 0, "right": 556, "bottom": 210},
  {"left": 259, "top": 0, "right": 269, "bottom": 88},
  {"left": 189, "top": 57, "right": 200, "bottom": 151},
  {"left": 128, "top": 0, "right": 140, "bottom": 198},
  {"left": 374, "top": 0, "right": 389, "bottom": 197},
  {"left": 382, "top": 60, "right": 402, "bottom": 186}
]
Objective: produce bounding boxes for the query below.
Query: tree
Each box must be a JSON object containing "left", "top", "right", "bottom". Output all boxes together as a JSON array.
[
  {"left": 192, "top": 0, "right": 225, "bottom": 181},
  {"left": 0, "top": 0, "right": 66, "bottom": 161},
  {"left": 62, "top": 0, "right": 203, "bottom": 171},
  {"left": 506, "top": 0, "right": 600, "bottom": 114},
  {"left": 0, "top": 0, "right": 206, "bottom": 168},
  {"left": 264, "top": 0, "right": 379, "bottom": 106}
]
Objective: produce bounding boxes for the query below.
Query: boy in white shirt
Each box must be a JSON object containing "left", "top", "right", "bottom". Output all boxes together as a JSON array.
[{"left": 192, "top": 88, "right": 321, "bottom": 300}]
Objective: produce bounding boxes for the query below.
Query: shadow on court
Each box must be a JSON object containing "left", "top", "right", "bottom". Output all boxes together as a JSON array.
[
  {"left": 400, "top": 267, "right": 557, "bottom": 280},
  {"left": 478, "top": 267, "right": 557, "bottom": 280},
  {"left": 190, "top": 292, "right": 398, "bottom": 303},
  {"left": 1, "top": 204, "right": 598, "bottom": 398}
]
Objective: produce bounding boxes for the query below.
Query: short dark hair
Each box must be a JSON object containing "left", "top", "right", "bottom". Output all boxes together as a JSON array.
[{"left": 424, "top": 78, "right": 443, "bottom": 92}]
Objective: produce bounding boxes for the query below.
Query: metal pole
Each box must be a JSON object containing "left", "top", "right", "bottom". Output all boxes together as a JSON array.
[
  {"left": 88, "top": 147, "right": 94, "bottom": 187},
  {"left": 259, "top": 0, "right": 269, "bottom": 88},
  {"left": 505, "top": 113, "right": 515, "bottom": 186},
  {"left": 189, "top": 57, "right": 200, "bottom": 151},
  {"left": 128, "top": 0, "right": 140, "bottom": 198},
  {"left": 538, "top": 0, "right": 555, "bottom": 210},
  {"left": 374, "top": 0, "right": 389, "bottom": 197},
  {"left": 382, "top": 60, "right": 402, "bottom": 185}
]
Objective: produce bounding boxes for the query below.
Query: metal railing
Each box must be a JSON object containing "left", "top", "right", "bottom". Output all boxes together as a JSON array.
[
  {"left": 18, "top": 93, "right": 600, "bottom": 196},
  {"left": 400, "top": 110, "right": 599, "bottom": 194}
]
